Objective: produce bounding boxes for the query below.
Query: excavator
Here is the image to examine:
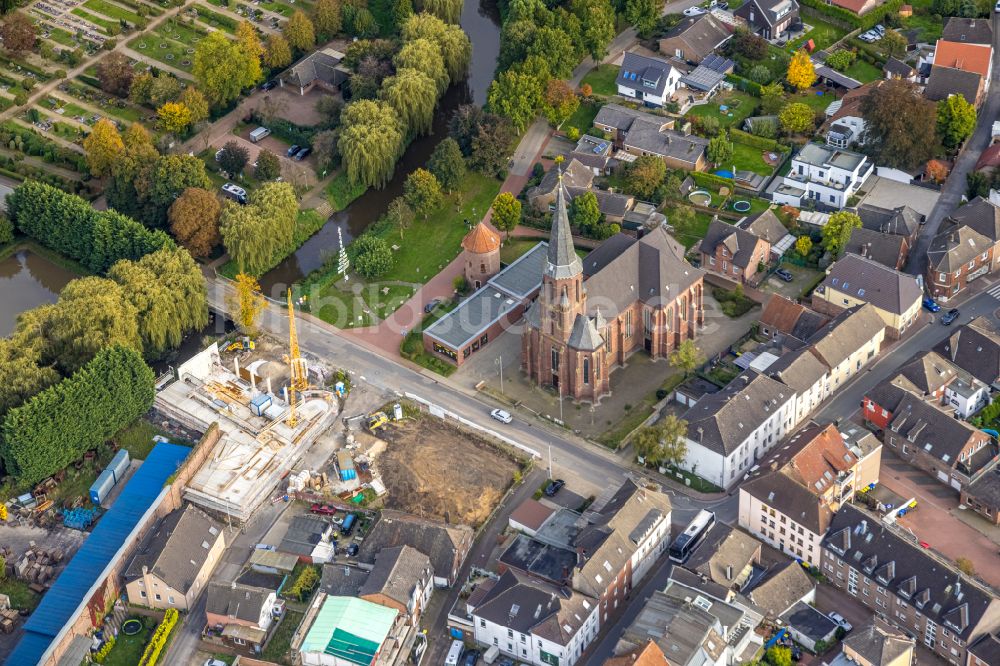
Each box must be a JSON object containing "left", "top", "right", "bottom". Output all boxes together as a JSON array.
[{"left": 226, "top": 336, "right": 256, "bottom": 353}]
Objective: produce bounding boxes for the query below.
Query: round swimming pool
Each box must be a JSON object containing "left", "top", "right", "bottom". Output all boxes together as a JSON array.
[{"left": 688, "top": 190, "right": 712, "bottom": 206}]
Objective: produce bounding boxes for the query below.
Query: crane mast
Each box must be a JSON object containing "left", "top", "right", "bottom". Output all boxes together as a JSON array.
[{"left": 286, "top": 289, "right": 308, "bottom": 427}]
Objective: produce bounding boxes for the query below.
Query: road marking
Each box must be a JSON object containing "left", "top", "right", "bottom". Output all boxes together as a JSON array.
[{"left": 988, "top": 283, "right": 1000, "bottom": 299}]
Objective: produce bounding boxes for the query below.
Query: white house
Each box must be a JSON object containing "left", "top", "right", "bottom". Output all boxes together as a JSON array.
[
  {"left": 472, "top": 570, "right": 600, "bottom": 666},
  {"left": 615, "top": 52, "right": 680, "bottom": 108},
  {"left": 680, "top": 372, "right": 796, "bottom": 489},
  {"left": 772, "top": 143, "right": 873, "bottom": 210},
  {"left": 944, "top": 376, "right": 990, "bottom": 418}
]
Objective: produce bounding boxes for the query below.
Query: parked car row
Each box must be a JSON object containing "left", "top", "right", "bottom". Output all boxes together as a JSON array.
[
  {"left": 286, "top": 144, "right": 312, "bottom": 161},
  {"left": 858, "top": 24, "right": 885, "bottom": 42}
]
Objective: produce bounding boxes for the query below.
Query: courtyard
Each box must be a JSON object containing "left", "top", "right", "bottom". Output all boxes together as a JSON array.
[{"left": 759, "top": 262, "right": 825, "bottom": 300}]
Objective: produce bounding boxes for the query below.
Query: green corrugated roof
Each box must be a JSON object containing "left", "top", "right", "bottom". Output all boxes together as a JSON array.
[{"left": 302, "top": 596, "right": 399, "bottom": 665}]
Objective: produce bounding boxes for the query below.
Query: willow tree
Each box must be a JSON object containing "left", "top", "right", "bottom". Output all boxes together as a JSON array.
[
  {"left": 231, "top": 272, "right": 267, "bottom": 334},
  {"left": 414, "top": 0, "right": 461, "bottom": 23},
  {"left": 401, "top": 13, "right": 471, "bottom": 81},
  {"left": 394, "top": 38, "right": 449, "bottom": 95},
  {"left": 220, "top": 203, "right": 274, "bottom": 276},
  {"left": 382, "top": 68, "right": 437, "bottom": 136},
  {"left": 338, "top": 100, "right": 405, "bottom": 189}
]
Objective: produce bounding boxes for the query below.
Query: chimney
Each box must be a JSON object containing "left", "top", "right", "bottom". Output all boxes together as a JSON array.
[
  {"left": 860, "top": 519, "right": 868, "bottom": 534},
  {"left": 726, "top": 564, "right": 733, "bottom": 581},
  {"left": 697, "top": 426, "right": 704, "bottom": 443}
]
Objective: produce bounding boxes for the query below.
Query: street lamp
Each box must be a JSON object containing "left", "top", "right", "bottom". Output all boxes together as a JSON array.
[{"left": 495, "top": 355, "right": 503, "bottom": 395}]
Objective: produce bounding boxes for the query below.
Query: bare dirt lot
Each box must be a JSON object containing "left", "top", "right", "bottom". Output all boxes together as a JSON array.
[{"left": 377, "top": 416, "right": 519, "bottom": 527}]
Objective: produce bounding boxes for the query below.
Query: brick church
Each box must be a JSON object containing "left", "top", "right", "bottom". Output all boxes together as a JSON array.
[{"left": 521, "top": 174, "right": 706, "bottom": 403}]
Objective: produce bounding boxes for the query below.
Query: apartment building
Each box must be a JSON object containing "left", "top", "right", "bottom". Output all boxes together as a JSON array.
[{"left": 772, "top": 143, "right": 873, "bottom": 210}]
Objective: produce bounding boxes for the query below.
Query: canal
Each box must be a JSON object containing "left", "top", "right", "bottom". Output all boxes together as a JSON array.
[
  {"left": 258, "top": 0, "right": 502, "bottom": 295},
  {"left": 0, "top": 249, "right": 77, "bottom": 337}
]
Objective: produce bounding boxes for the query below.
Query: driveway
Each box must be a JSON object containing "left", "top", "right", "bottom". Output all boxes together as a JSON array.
[{"left": 760, "top": 263, "right": 824, "bottom": 300}]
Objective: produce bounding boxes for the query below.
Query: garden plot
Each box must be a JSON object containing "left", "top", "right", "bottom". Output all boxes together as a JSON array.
[
  {"left": 190, "top": 3, "right": 239, "bottom": 33},
  {"left": 58, "top": 80, "right": 146, "bottom": 124},
  {"left": 130, "top": 24, "right": 206, "bottom": 73}
]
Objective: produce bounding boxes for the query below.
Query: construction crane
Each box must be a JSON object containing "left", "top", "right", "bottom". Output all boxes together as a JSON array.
[{"left": 285, "top": 289, "right": 309, "bottom": 427}]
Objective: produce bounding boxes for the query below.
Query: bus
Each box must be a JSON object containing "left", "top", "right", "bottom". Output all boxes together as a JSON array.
[{"left": 668, "top": 510, "right": 716, "bottom": 563}]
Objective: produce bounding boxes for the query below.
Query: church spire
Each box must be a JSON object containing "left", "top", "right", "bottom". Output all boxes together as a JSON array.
[{"left": 546, "top": 167, "right": 583, "bottom": 280}]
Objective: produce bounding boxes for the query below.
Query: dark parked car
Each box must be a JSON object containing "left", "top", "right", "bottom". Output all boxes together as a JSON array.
[
  {"left": 544, "top": 479, "right": 565, "bottom": 497},
  {"left": 294, "top": 146, "right": 312, "bottom": 161},
  {"left": 922, "top": 296, "right": 941, "bottom": 312},
  {"left": 261, "top": 80, "right": 277, "bottom": 91},
  {"left": 774, "top": 268, "right": 794, "bottom": 282},
  {"left": 286, "top": 145, "right": 300, "bottom": 157},
  {"left": 463, "top": 650, "right": 481, "bottom": 666},
  {"left": 424, "top": 298, "right": 442, "bottom": 313},
  {"left": 346, "top": 543, "right": 359, "bottom": 557},
  {"left": 942, "top": 308, "right": 960, "bottom": 325}
]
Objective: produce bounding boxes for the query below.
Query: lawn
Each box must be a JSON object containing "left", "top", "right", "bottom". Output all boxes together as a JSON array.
[
  {"left": 789, "top": 89, "right": 838, "bottom": 113},
  {"left": 71, "top": 8, "right": 118, "bottom": 33},
  {"left": 565, "top": 99, "right": 601, "bottom": 135},
  {"left": 103, "top": 617, "right": 156, "bottom": 666},
  {"left": 84, "top": 0, "right": 144, "bottom": 24},
  {"left": 787, "top": 13, "right": 848, "bottom": 51},
  {"left": 130, "top": 29, "right": 199, "bottom": 72},
  {"left": 730, "top": 140, "right": 775, "bottom": 176},
  {"left": 581, "top": 64, "right": 619, "bottom": 97},
  {"left": 45, "top": 27, "right": 80, "bottom": 48},
  {"left": 500, "top": 238, "right": 542, "bottom": 264},
  {"left": 843, "top": 59, "right": 882, "bottom": 83},
  {"left": 261, "top": 0, "right": 297, "bottom": 15},
  {"left": 193, "top": 5, "right": 238, "bottom": 33},
  {"left": 326, "top": 171, "right": 367, "bottom": 211},
  {"left": 669, "top": 208, "right": 715, "bottom": 249},
  {"left": 687, "top": 91, "right": 759, "bottom": 129},
  {"left": 0, "top": 578, "right": 40, "bottom": 610},
  {"left": 111, "top": 419, "right": 176, "bottom": 459},
  {"left": 400, "top": 301, "right": 458, "bottom": 376},
  {"left": 903, "top": 10, "right": 943, "bottom": 42},
  {"left": 262, "top": 611, "right": 303, "bottom": 665}
]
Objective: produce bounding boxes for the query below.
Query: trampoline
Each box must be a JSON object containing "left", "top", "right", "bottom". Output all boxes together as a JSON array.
[
  {"left": 122, "top": 619, "right": 142, "bottom": 636},
  {"left": 688, "top": 190, "right": 712, "bottom": 206},
  {"left": 714, "top": 169, "right": 734, "bottom": 178},
  {"left": 732, "top": 200, "right": 751, "bottom": 213}
]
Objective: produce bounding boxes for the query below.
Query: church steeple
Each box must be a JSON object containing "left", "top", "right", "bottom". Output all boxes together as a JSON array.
[{"left": 546, "top": 169, "right": 584, "bottom": 280}]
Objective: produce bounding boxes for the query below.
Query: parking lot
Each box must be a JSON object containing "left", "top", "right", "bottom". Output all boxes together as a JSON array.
[{"left": 760, "top": 262, "right": 825, "bottom": 300}]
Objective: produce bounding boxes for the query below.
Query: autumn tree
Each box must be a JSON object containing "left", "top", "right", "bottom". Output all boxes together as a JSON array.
[
  {"left": 821, "top": 210, "right": 862, "bottom": 257},
  {"left": 284, "top": 10, "right": 316, "bottom": 52},
  {"left": 427, "top": 137, "right": 465, "bottom": 193},
  {"left": 97, "top": 52, "right": 134, "bottom": 97},
  {"left": 236, "top": 20, "right": 264, "bottom": 87},
  {"left": 760, "top": 81, "right": 785, "bottom": 115},
  {"left": 449, "top": 104, "right": 515, "bottom": 177},
  {"left": 0, "top": 12, "right": 35, "bottom": 55},
  {"left": 860, "top": 80, "right": 937, "bottom": 170},
  {"left": 786, "top": 49, "right": 815, "bottom": 91},
  {"left": 256, "top": 149, "right": 281, "bottom": 181},
  {"left": 218, "top": 140, "right": 250, "bottom": 175},
  {"left": 926, "top": 159, "right": 948, "bottom": 183},
  {"left": 263, "top": 33, "right": 292, "bottom": 69},
  {"left": 403, "top": 168, "right": 442, "bottom": 218},
  {"left": 231, "top": 272, "right": 266, "bottom": 334},
  {"left": 669, "top": 339, "right": 704, "bottom": 377},
  {"left": 157, "top": 101, "right": 192, "bottom": 134},
  {"left": 180, "top": 86, "right": 209, "bottom": 125},
  {"left": 937, "top": 94, "right": 977, "bottom": 149},
  {"left": 83, "top": 118, "right": 124, "bottom": 178},
  {"left": 194, "top": 31, "right": 259, "bottom": 107},
  {"left": 633, "top": 415, "right": 688, "bottom": 467},
  {"left": 879, "top": 29, "right": 907, "bottom": 58},
  {"left": 401, "top": 13, "right": 471, "bottom": 82},
  {"left": 381, "top": 68, "right": 438, "bottom": 136},
  {"left": 491, "top": 191, "right": 520, "bottom": 240},
  {"left": 795, "top": 235, "right": 812, "bottom": 257},
  {"left": 338, "top": 99, "right": 405, "bottom": 188},
  {"left": 168, "top": 187, "right": 221, "bottom": 258},
  {"left": 313, "top": 0, "right": 342, "bottom": 38},
  {"left": 779, "top": 102, "right": 815, "bottom": 134},
  {"left": 543, "top": 79, "right": 579, "bottom": 128},
  {"left": 624, "top": 155, "right": 666, "bottom": 200}
]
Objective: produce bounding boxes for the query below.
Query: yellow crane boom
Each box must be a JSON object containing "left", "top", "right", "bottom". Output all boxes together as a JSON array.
[{"left": 286, "top": 289, "right": 309, "bottom": 427}]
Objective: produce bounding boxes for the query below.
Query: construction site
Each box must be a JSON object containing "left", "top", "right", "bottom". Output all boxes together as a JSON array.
[{"left": 154, "top": 298, "right": 341, "bottom": 525}]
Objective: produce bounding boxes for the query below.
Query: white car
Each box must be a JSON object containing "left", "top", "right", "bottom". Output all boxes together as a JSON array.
[
  {"left": 204, "top": 660, "right": 228, "bottom": 666},
  {"left": 995, "top": 0, "right": 999, "bottom": 12},
  {"left": 683, "top": 6, "right": 707, "bottom": 16},
  {"left": 828, "top": 612, "right": 853, "bottom": 633},
  {"left": 490, "top": 408, "right": 513, "bottom": 424}
]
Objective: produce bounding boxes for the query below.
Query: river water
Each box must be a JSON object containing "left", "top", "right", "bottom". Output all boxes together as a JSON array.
[
  {"left": 258, "top": 0, "right": 502, "bottom": 295},
  {"left": 0, "top": 249, "right": 77, "bottom": 336}
]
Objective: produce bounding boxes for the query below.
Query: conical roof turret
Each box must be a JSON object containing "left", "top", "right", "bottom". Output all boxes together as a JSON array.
[{"left": 545, "top": 169, "right": 584, "bottom": 280}]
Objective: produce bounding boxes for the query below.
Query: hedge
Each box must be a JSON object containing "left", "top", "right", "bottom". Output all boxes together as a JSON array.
[
  {"left": 138, "top": 608, "right": 179, "bottom": 666},
  {"left": 726, "top": 74, "right": 762, "bottom": 97},
  {"left": 690, "top": 170, "right": 737, "bottom": 190},
  {"left": 799, "top": 0, "right": 904, "bottom": 29},
  {"left": 731, "top": 128, "right": 783, "bottom": 151},
  {"left": 0, "top": 346, "right": 155, "bottom": 484},
  {"left": 6, "top": 180, "right": 174, "bottom": 274},
  {"left": 250, "top": 113, "right": 317, "bottom": 147}
]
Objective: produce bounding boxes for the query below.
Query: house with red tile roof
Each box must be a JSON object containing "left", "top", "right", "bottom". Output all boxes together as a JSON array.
[
  {"left": 932, "top": 39, "right": 993, "bottom": 91},
  {"left": 829, "top": 0, "right": 879, "bottom": 15}
]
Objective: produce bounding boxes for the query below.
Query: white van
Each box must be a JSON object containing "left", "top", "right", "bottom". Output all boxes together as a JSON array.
[
  {"left": 483, "top": 646, "right": 500, "bottom": 664},
  {"left": 445, "top": 640, "right": 464, "bottom": 666},
  {"left": 250, "top": 126, "right": 271, "bottom": 143}
]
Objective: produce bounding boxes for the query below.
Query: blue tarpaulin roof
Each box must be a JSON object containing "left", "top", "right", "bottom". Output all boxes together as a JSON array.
[{"left": 6, "top": 442, "right": 190, "bottom": 666}]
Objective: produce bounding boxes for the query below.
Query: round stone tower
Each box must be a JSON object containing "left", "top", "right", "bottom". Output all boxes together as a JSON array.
[{"left": 461, "top": 222, "right": 501, "bottom": 289}]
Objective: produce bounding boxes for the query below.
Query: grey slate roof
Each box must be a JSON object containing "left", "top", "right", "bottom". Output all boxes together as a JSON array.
[
  {"left": 580, "top": 226, "right": 703, "bottom": 317},
  {"left": 741, "top": 471, "right": 832, "bottom": 534},
  {"left": 823, "top": 504, "right": 999, "bottom": 640},
  {"left": 567, "top": 313, "right": 605, "bottom": 351},
  {"left": 949, "top": 196, "right": 1000, "bottom": 242},
  {"left": 617, "top": 52, "right": 674, "bottom": 98},
  {"left": 206, "top": 581, "right": 273, "bottom": 624},
  {"left": 283, "top": 47, "right": 348, "bottom": 89},
  {"left": 594, "top": 104, "right": 671, "bottom": 132},
  {"left": 592, "top": 104, "right": 708, "bottom": 165},
  {"left": 546, "top": 176, "right": 584, "bottom": 280},
  {"left": 747, "top": 561, "right": 814, "bottom": 618},
  {"left": 498, "top": 534, "right": 576, "bottom": 585},
  {"left": 660, "top": 14, "right": 733, "bottom": 62},
  {"left": 895, "top": 350, "right": 961, "bottom": 396},
  {"left": 530, "top": 159, "right": 594, "bottom": 199},
  {"left": 968, "top": 632, "right": 1000, "bottom": 666},
  {"left": 780, "top": 601, "right": 839, "bottom": 643},
  {"left": 566, "top": 186, "right": 632, "bottom": 219},
  {"left": 942, "top": 17, "right": 994, "bottom": 44},
  {"left": 935, "top": 316, "right": 1000, "bottom": 385},
  {"left": 927, "top": 224, "right": 992, "bottom": 273},
  {"left": 684, "top": 523, "right": 760, "bottom": 588},
  {"left": 964, "top": 468, "right": 1000, "bottom": 513},
  {"left": 622, "top": 589, "right": 720, "bottom": 665},
  {"left": 682, "top": 371, "right": 793, "bottom": 456},
  {"left": 843, "top": 624, "right": 915, "bottom": 666},
  {"left": 359, "top": 544, "right": 432, "bottom": 609},
  {"left": 925, "top": 65, "right": 982, "bottom": 104},
  {"left": 699, "top": 219, "right": 767, "bottom": 269},
  {"left": 278, "top": 515, "right": 332, "bottom": 557},
  {"left": 858, "top": 204, "right": 921, "bottom": 238},
  {"left": 807, "top": 303, "right": 886, "bottom": 368},
  {"left": 358, "top": 510, "right": 472, "bottom": 583},
  {"left": 820, "top": 255, "right": 921, "bottom": 317},
  {"left": 742, "top": 210, "right": 789, "bottom": 245},
  {"left": 883, "top": 57, "right": 915, "bottom": 78},
  {"left": 320, "top": 564, "right": 369, "bottom": 596},
  {"left": 736, "top": 0, "right": 799, "bottom": 28},
  {"left": 124, "top": 504, "right": 223, "bottom": 594},
  {"left": 844, "top": 227, "right": 908, "bottom": 269},
  {"left": 767, "top": 346, "right": 828, "bottom": 393},
  {"left": 888, "top": 393, "right": 981, "bottom": 466}
]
